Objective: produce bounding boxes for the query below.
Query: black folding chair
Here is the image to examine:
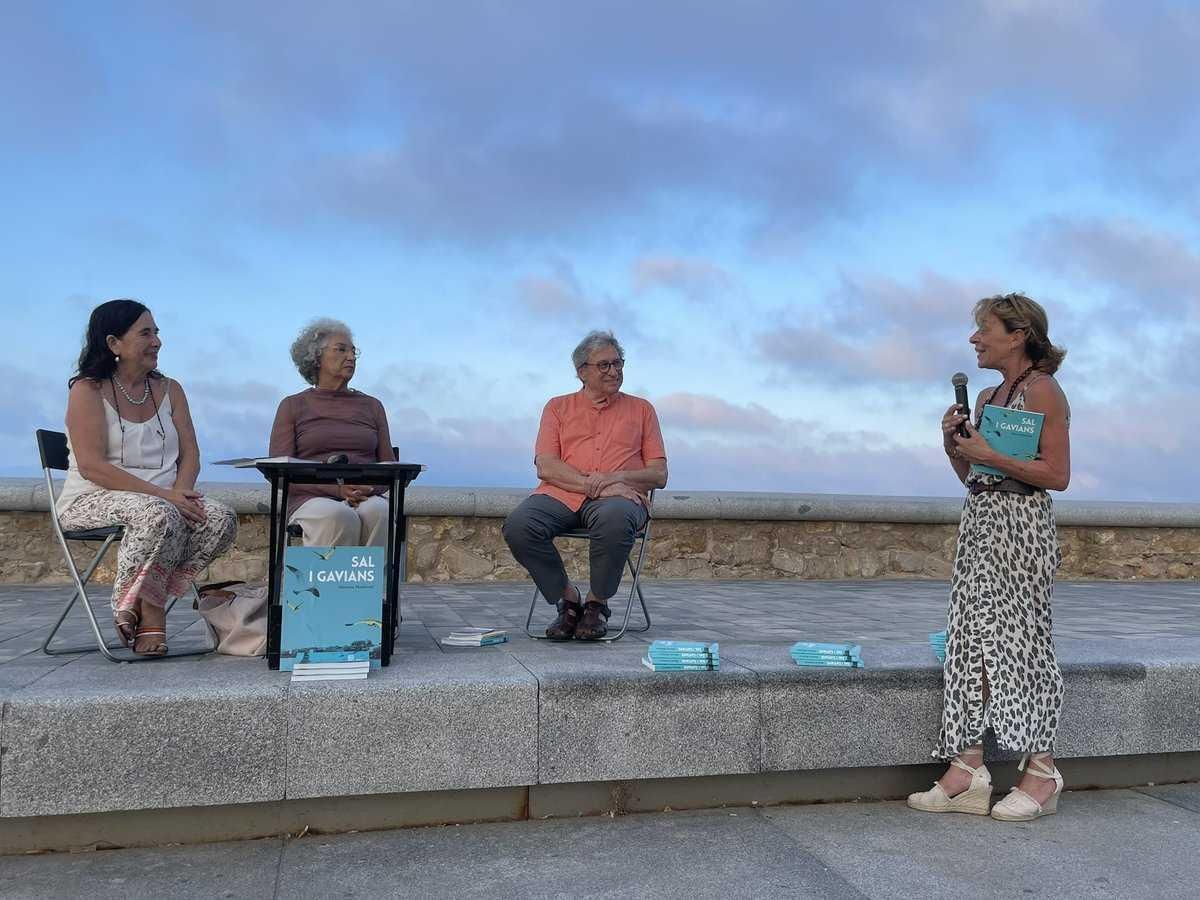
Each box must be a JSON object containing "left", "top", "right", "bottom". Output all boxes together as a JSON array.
[
  {"left": 36, "top": 429, "right": 215, "bottom": 662},
  {"left": 524, "top": 492, "right": 654, "bottom": 642}
]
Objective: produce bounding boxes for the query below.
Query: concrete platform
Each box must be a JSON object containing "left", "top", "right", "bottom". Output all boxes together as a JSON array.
[{"left": 0, "top": 580, "right": 1197, "bottom": 852}]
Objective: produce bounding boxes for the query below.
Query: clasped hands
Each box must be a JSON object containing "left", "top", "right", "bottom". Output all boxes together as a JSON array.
[
  {"left": 161, "top": 488, "right": 207, "bottom": 524},
  {"left": 583, "top": 472, "right": 647, "bottom": 506},
  {"left": 941, "top": 404, "right": 995, "bottom": 465},
  {"left": 339, "top": 484, "right": 372, "bottom": 507}
]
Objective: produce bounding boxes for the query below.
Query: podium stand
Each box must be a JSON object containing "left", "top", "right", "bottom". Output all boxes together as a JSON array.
[{"left": 255, "top": 460, "right": 423, "bottom": 669}]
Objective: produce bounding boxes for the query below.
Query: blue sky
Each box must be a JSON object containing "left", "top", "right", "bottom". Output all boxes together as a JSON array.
[{"left": 4, "top": 1, "right": 1199, "bottom": 501}]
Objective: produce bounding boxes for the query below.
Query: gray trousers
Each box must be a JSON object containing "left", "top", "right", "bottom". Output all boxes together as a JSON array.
[{"left": 502, "top": 494, "right": 648, "bottom": 604}]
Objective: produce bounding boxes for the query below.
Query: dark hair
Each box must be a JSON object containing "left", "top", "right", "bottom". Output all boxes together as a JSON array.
[
  {"left": 973, "top": 292, "right": 1066, "bottom": 375},
  {"left": 69, "top": 299, "right": 157, "bottom": 387}
]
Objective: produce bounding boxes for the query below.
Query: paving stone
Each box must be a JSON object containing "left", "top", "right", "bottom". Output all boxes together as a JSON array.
[
  {"left": 0, "top": 836, "right": 282, "bottom": 899},
  {"left": 1, "top": 655, "right": 288, "bottom": 817},
  {"left": 274, "top": 806, "right": 865, "bottom": 900},
  {"left": 727, "top": 642, "right": 945, "bottom": 771},
  {"left": 760, "top": 788, "right": 1200, "bottom": 900},
  {"left": 516, "top": 649, "right": 761, "bottom": 784},
  {"left": 285, "top": 652, "right": 538, "bottom": 798}
]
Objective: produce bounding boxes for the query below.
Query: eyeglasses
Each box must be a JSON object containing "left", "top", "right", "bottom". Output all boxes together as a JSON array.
[
  {"left": 580, "top": 359, "right": 624, "bottom": 373},
  {"left": 324, "top": 344, "right": 362, "bottom": 359}
]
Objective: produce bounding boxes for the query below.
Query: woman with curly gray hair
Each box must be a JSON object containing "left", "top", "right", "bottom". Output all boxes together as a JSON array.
[{"left": 268, "top": 318, "right": 395, "bottom": 547}]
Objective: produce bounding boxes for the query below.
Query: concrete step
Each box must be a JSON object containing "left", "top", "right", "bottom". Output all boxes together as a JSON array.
[{"left": 2, "top": 636, "right": 1196, "bottom": 827}]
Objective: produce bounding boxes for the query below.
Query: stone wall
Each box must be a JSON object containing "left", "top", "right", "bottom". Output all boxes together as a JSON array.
[{"left": 4, "top": 507, "right": 1198, "bottom": 586}]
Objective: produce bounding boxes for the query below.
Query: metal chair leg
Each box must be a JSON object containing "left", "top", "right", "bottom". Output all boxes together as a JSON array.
[
  {"left": 42, "top": 534, "right": 124, "bottom": 657},
  {"left": 595, "top": 534, "right": 652, "bottom": 642},
  {"left": 44, "top": 546, "right": 216, "bottom": 661},
  {"left": 524, "top": 526, "right": 652, "bottom": 642}
]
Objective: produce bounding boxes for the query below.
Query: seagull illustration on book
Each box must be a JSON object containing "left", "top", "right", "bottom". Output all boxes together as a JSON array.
[
  {"left": 311, "top": 547, "right": 338, "bottom": 560},
  {"left": 291, "top": 587, "right": 320, "bottom": 598},
  {"left": 284, "top": 564, "right": 301, "bottom": 577},
  {"left": 345, "top": 618, "right": 383, "bottom": 629},
  {"left": 286, "top": 600, "right": 303, "bottom": 612}
]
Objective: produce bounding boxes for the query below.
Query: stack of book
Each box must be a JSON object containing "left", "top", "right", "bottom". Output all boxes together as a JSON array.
[
  {"left": 642, "top": 639, "right": 719, "bottom": 671},
  {"left": 929, "top": 630, "right": 947, "bottom": 663},
  {"left": 441, "top": 627, "right": 508, "bottom": 647},
  {"left": 789, "top": 641, "right": 863, "bottom": 668},
  {"left": 291, "top": 656, "right": 371, "bottom": 682}
]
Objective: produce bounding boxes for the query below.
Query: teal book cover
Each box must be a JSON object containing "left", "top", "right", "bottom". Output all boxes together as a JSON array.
[
  {"left": 792, "top": 659, "right": 863, "bottom": 668},
  {"left": 642, "top": 656, "right": 716, "bottom": 671},
  {"left": 280, "top": 546, "right": 385, "bottom": 671},
  {"left": 650, "top": 640, "right": 718, "bottom": 652},
  {"left": 971, "top": 404, "right": 1044, "bottom": 478},
  {"left": 790, "top": 642, "right": 860, "bottom": 656}
]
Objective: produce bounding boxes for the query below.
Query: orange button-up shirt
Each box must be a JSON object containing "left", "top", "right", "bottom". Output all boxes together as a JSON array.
[{"left": 532, "top": 390, "right": 667, "bottom": 512}]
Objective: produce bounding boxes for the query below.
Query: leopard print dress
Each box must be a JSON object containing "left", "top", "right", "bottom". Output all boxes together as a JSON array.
[{"left": 933, "top": 375, "right": 1065, "bottom": 758}]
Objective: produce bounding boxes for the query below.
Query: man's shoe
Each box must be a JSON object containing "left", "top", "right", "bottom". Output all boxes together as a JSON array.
[
  {"left": 545, "top": 596, "right": 583, "bottom": 640},
  {"left": 574, "top": 600, "right": 611, "bottom": 641}
]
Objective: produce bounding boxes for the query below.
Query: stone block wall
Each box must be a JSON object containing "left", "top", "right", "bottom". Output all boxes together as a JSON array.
[{"left": 4, "top": 508, "right": 1198, "bottom": 586}]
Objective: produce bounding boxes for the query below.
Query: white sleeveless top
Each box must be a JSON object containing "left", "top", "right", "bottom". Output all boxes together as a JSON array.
[{"left": 56, "top": 381, "right": 181, "bottom": 515}]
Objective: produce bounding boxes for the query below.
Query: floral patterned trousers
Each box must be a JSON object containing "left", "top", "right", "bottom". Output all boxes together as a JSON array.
[{"left": 59, "top": 490, "right": 238, "bottom": 612}]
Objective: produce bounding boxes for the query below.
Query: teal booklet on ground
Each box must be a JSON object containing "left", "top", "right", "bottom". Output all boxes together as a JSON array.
[
  {"left": 971, "top": 404, "right": 1044, "bottom": 478},
  {"left": 280, "top": 546, "right": 384, "bottom": 671}
]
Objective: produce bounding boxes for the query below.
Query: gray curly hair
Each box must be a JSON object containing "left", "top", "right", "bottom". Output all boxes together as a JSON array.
[
  {"left": 571, "top": 330, "right": 624, "bottom": 370},
  {"left": 290, "top": 318, "right": 353, "bottom": 385}
]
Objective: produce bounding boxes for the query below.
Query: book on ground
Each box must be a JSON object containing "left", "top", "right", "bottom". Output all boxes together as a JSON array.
[
  {"left": 648, "top": 646, "right": 720, "bottom": 658},
  {"left": 791, "top": 642, "right": 860, "bottom": 655},
  {"left": 645, "top": 639, "right": 719, "bottom": 672},
  {"left": 792, "top": 659, "right": 863, "bottom": 668},
  {"left": 280, "top": 546, "right": 384, "bottom": 672},
  {"left": 650, "top": 640, "right": 716, "bottom": 651},
  {"left": 648, "top": 642, "right": 719, "bottom": 657},
  {"left": 447, "top": 627, "right": 506, "bottom": 639},
  {"left": 790, "top": 640, "right": 864, "bottom": 668},
  {"left": 971, "top": 404, "right": 1044, "bottom": 478},
  {"left": 642, "top": 657, "right": 716, "bottom": 671},
  {"left": 291, "top": 660, "right": 370, "bottom": 681},
  {"left": 441, "top": 627, "right": 508, "bottom": 647},
  {"left": 929, "top": 630, "right": 948, "bottom": 661}
]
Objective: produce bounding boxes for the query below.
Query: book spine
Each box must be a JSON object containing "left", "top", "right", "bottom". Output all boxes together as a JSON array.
[{"left": 793, "top": 660, "right": 862, "bottom": 668}]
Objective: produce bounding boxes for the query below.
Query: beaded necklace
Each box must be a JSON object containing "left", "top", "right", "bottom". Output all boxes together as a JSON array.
[
  {"left": 992, "top": 365, "right": 1037, "bottom": 410},
  {"left": 110, "top": 376, "right": 169, "bottom": 469}
]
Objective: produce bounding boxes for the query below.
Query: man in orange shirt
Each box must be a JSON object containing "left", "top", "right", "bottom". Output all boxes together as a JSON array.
[{"left": 503, "top": 330, "right": 668, "bottom": 640}]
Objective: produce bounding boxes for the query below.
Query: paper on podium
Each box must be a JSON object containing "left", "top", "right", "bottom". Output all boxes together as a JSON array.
[{"left": 213, "top": 456, "right": 315, "bottom": 468}]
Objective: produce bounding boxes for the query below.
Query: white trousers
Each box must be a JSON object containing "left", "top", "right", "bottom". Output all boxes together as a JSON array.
[{"left": 289, "top": 495, "right": 389, "bottom": 547}]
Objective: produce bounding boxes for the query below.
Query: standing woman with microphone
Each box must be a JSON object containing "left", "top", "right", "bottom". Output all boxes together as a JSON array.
[{"left": 908, "top": 292, "right": 1071, "bottom": 822}]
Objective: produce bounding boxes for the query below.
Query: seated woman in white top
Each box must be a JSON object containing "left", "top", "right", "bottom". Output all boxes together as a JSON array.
[{"left": 58, "top": 299, "right": 237, "bottom": 656}]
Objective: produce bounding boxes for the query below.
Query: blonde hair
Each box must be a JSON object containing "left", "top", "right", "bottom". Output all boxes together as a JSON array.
[{"left": 973, "top": 292, "right": 1066, "bottom": 375}]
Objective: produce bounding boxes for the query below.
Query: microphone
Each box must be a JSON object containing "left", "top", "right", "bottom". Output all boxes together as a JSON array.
[
  {"left": 951, "top": 373, "right": 970, "bottom": 437},
  {"left": 325, "top": 453, "right": 350, "bottom": 494}
]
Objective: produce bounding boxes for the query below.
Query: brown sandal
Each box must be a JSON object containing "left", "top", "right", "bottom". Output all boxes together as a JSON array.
[
  {"left": 574, "top": 601, "right": 611, "bottom": 641},
  {"left": 133, "top": 628, "right": 168, "bottom": 657},
  {"left": 113, "top": 609, "right": 139, "bottom": 648},
  {"left": 545, "top": 587, "right": 583, "bottom": 641}
]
